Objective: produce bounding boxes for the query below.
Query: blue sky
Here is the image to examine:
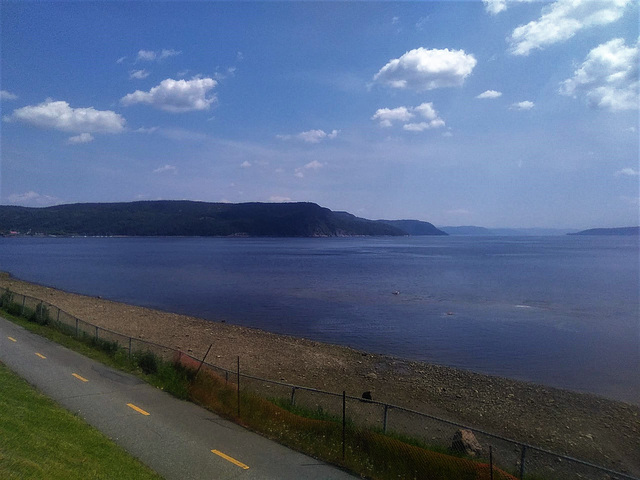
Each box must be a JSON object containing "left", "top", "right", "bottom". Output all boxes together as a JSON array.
[{"left": 1, "top": 1, "right": 638, "bottom": 228}]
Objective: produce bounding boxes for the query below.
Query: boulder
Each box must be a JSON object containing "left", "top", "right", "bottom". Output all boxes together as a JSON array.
[{"left": 451, "top": 429, "right": 483, "bottom": 457}]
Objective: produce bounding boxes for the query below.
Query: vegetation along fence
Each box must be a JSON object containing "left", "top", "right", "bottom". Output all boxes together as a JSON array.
[{"left": 1, "top": 286, "right": 637, "bottom": 480}]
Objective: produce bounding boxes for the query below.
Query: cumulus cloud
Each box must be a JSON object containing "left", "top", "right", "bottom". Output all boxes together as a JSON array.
[
  {"left": 8, "top": 191, "right": 62, "bottom": 207},
  {"left": 615, "top": 167, "right": 639, "bottom": 176},
  {"left": 67, "top": 133, "right": 94, "bottom": 144},
  {"left": 559, "top": 38, "right": 639, "bottom": 111},
  {"left": 510, "top": 100, "right": 535, "bottom": 110},
  {"left": 130, "top": 69, "right": 150, "bottom": 79},
  {"left": 482, "top": 0, "right": 536, "bottom": 15},
  {"left": 508, "top": 0, "right": 632, "bottom": 56},
  {"left": 277, "top": 129, "right": 339, "bottom": 143},
  {"left": 153, "top": 164, "right": 177, "bottom": 174},
  {"left": 371, "top": 107, "right": 414, "bottom": 127},
  {"left": 1, "top": 90, "right": 18, "bottom": 100},
  {"left": 477, "top": 89, "right": 503, "bottom": 99},
  {"left": 373, "top": 47, "right": 477, "bottom": 91},
  {"left": 121, "top": 78, "right": 217, "bottom": 112},
  {"left": 240, "top": 161, "right": 252, "bottom": 168},
  {"left": 5, "top": 100, "right": 125, "bottom": 133},
  {"left": 373, "top": 102, "right": 445, "bottom": 131}
]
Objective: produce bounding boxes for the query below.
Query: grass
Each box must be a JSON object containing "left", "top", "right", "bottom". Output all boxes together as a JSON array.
[
  {"left": 0, "top": 362, "right": 163, "bottom": 480},
  {"left": 1, "top": 291, "right": 521, "bottom": 480}
]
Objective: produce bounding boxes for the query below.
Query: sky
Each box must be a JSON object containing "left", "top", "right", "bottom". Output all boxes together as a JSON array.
[{"left": 1, "top": 0, "right": 638, "bottom": 229}]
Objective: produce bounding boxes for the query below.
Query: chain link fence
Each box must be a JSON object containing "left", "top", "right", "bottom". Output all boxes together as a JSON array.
[{"left": 1, "top": 287, "right": 637, "bottom": 480}]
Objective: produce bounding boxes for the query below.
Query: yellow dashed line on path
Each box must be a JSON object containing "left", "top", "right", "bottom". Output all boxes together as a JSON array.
[
  {"left": 72, "top": 373, "right": 89, "bottom": 382},
  {"left": 211, "top": 449, "right": 250, "bottom": 470},
  {"left": 35, "top": 352, "right": 46, "bottom": 359},
  {"left": 127, "top": 403, "right": 150, "bottom": 416},
  {"left": 7, "top": 336, "right": 17, "bottom": 342}
]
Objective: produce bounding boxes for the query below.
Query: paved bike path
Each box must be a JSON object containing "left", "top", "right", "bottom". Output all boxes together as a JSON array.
[{"left": 0, "top": 317, "right": 356, "bottom": 480}]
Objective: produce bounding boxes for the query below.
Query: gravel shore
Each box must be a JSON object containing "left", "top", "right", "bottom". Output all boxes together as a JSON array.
[{"left": 1, "top": 272, "right": 638, "bottom": 476}]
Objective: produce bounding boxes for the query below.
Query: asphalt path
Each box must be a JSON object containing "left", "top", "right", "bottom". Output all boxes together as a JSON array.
[{"left": 0, "top": 317, "right": 357, "bottom": 480}]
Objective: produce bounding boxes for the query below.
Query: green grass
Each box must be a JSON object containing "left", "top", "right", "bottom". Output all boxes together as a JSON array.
[{"left": 0, "top": 362, "right": 163, "bottom": 480}]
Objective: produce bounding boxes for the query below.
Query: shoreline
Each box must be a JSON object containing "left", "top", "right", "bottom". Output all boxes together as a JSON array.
[{"left": 1, "top": 272, "right": 638, "bottom": 474}]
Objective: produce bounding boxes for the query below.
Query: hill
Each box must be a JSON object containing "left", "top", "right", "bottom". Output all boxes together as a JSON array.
[
  {"left": 569, "top": 226, "right": 640, "bottom": 236},
  {"left": 0, "top": 201, "right": 416, "bottom": 237},
  {"left": 379, "top": 219, "right": 447, "bottom": 236}
]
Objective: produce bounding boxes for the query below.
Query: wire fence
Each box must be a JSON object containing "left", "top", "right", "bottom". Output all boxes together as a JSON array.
[{"left": 1, "top": 286, "right": 638, "bottom": 480}]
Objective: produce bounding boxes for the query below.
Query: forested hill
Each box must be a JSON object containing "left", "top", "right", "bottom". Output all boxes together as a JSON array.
[
  {"left": 378, "top": 219, "right": 447, "bottom": 236},
  {"left": 0, "top": 201, "right": 446, "bottom": 237},
  {"left": 569, "top": 226, "right": 640, "bottom": 236}
]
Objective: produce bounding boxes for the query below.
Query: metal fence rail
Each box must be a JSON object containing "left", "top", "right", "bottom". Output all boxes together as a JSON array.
[{"left": 1, "top": 286, "right": 637, "bottom": 480}]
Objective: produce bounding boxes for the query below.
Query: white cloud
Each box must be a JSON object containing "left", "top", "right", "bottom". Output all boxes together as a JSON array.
[
  {"left": 372, "top": 102, "right": 445, "bottom": 131},
  {"left": 483, "top": 0, "right": 536, "bottom": 15},
  {"left": 134, "top": 126, "right": 159, "bottom": 134},
  {"left": 477, "top": 89, "right": 503, "bottom": 99},
  {"left": 371, "top": 107, "right": 414, "bottom": 127},
  {"left": 416, "top": 16, "right": 430, "bottom": 30},
  {"left": 153, "top": 164, "right": 177, "bottom": 174},
  {"left": 511, "top": 100, "right": 535, "bottom": 110},
  {"left": 121, "top": 78, "right": 217, "bottom": 112},
  {"left": 508, "top": 0, "right": 632, "bottom": 56},
  {"left": 160, "top": 49, "right": 181, "bottom": 60},
  {"left": 1, "top": 90, "right": 18, "bottom": 100},
  {"left": 6, "top": 100, "right": 125, "bottom": 133},
  {"left": 7, "top": 191, "right": 62, "bottom": 207},
  {"left": 269, "top": 196, "right": 292, "bottom": 203},
  {"left": 136, "top": 49, "right": 181, "bottom": 62},
  {"left": 304, "top": 160, "right": 325, "bottom": 170},
  {"left": 130, "top": 69, "right": 150, "bottom": 79},
  {"left": 403, "top": 121, "right": 444, "bottom": 132},
  {"left": 294, "top": 171, "right": 305, "bottom": 178},
  {"left": 116, "top": 56, "right": 127, "bottom": 64},
  {"left": 277, "top": 129, "right": 339, "bottom": 143},
  {"left": 615, "top": 167, "right": 639, "bottom": 176},
  {"left": 373, "top": 47, "right": 477, "bottom": 91},
  {"left": 559, "top": 38, "right": 639, "bottom": 111},
  {"left": 240, "top": 161, "right": 252, "bottom": 168},
  {"left": 483, "top": 0, "right": 509, "bottom": 14},
  {"left": 137, "top": 50, "right": 157, "bottom": 61},
  {"left": 67, "top": 133, "right": 94, "bottom": 144}
]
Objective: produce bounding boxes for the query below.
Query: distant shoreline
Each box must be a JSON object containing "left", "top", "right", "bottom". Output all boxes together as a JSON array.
[{"left": 1, "top": 271, "right": 638, "bottom": 474}]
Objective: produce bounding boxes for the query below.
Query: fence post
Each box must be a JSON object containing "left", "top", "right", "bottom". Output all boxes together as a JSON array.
[
  {"left": 290, "top": 387, "right": 297, "bottom": 406},
  {"left": 56, "top": 307, "right": 60, "bottom": 323},
  {"left": 237, "top": 356, "right": 240, "bottom": 418},
  {"left": 75, "top": 318, "right": 79, "bottom": 337},
  {"left": 95, "top": 325, "right": 99, "bottom": 341},
  {"left": 382, "top": 404, "right": 389, "bottom": 433},
  {"left": 519, "top": 445, "right": 527, "bottom": 479},
  {"left": 342, "top": 391, "right": 346, "bottom": 461},
  {"left": 195, "top": 344, "right": 213, "bottom": 378},
  {"left": 21, "top": 296, "right": 25, "bottom": 316},
  {"left": 128, "top": 337, "right": 132, "bottom": 359}
]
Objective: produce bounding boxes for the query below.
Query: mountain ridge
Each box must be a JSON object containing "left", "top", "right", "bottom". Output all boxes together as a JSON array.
[{"left": 0, "top": 201, "right": 447, "bottom": 237}]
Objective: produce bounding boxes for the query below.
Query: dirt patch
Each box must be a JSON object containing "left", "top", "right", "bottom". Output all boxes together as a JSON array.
[{"left": 1, "top": 272, "right": 638, "bottom": 475}]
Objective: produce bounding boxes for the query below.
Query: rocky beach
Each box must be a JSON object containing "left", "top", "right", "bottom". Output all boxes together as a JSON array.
[{"left": 1, "top": 272, "right": 638, "bottom": 476}]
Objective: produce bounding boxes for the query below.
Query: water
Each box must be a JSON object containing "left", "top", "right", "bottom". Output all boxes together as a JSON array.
[{"left": 1, "top": 235, "right": 638, "bottom": 404}]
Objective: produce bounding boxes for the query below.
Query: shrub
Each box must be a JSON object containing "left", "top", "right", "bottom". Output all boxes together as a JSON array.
[{"left": 136, "top": 351, "right": 158, "bottom": 375}]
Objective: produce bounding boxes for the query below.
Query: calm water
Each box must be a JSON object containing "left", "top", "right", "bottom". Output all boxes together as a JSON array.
[{"left": 1, "top": 236, "right": 638, "bottom": 404}]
